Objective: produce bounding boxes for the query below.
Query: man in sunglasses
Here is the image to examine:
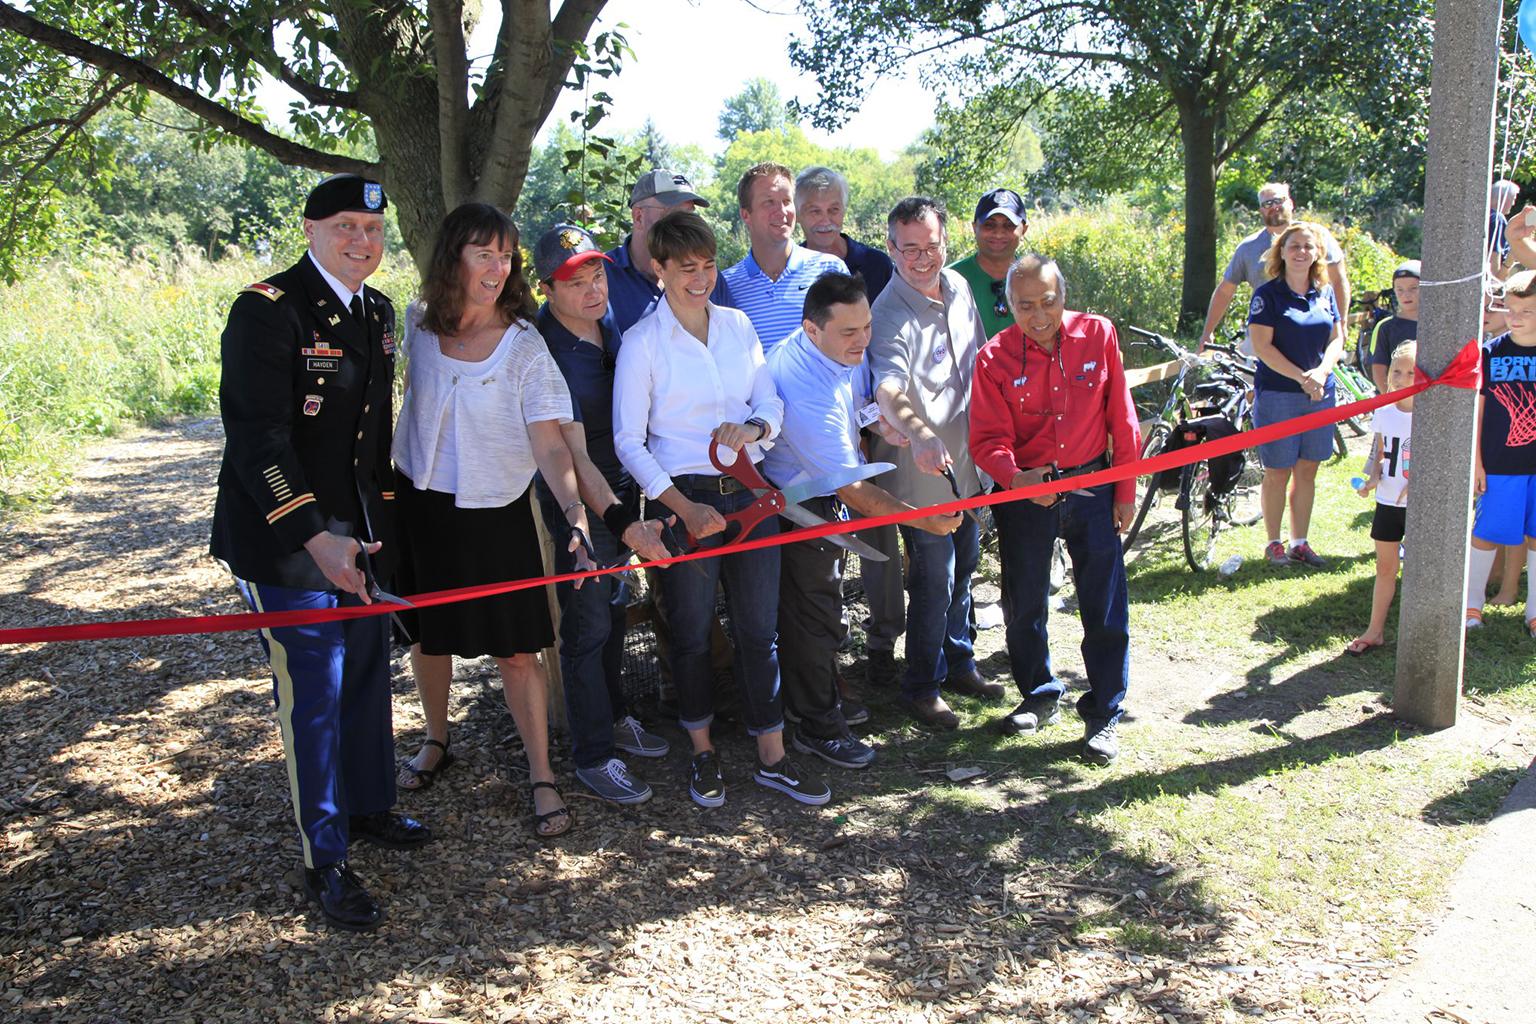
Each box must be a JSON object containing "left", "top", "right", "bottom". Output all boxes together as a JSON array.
[
  {"left": 949, "top": 188, "right": 1030, "bottom": 340},
  {"left": 1198, "top": 182, "right": 1350, "bottom": 355}
]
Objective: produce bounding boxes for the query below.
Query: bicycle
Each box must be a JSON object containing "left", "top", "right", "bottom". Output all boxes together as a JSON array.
[
  {"left": 1226, "top": 325, "right": 1374, "bottom": 460},
  {"left": 1122, "top": 326, "right": 1263, "bottom": 571}
]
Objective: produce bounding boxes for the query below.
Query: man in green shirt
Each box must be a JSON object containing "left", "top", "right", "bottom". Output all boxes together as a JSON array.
[{"left": 948, "top": 188, "right": 1029, "bottom": 339}]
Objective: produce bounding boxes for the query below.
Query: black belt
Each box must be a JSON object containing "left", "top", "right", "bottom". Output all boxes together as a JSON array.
[
  {"left": 673, "top": 473, "right": 746, "bottom": 495},
  {"left": 1056, "top": 453, "right": 1109, "bottom": 478}
]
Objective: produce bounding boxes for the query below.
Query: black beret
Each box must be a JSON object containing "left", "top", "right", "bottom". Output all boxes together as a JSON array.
[{"left": 303, "top": 174, "right": 388, "bottom": 220}]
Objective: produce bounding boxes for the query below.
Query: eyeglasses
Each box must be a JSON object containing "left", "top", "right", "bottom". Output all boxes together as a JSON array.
[
  {"left": 894, "top": 243, "right": 944, "bottom": 263},
  {"left": 1259, "top": 197, "right": 1288, "bottom": 209},
  {"left": 988, "top": 279, "right": 1010, "bottom": 318}
]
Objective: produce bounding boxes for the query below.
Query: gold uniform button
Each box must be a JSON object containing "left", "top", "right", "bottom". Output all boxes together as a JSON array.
[
  {"left": 363, "top": 404, "right": 371, "bottom": 413},
  {"left": 316, "top": 377, "right": 326, "bottom": 386},
  {"left": 356, "top": 431, "right": 364, "bottom": 440}
]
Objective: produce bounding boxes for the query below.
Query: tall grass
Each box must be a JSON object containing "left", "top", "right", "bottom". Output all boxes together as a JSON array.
[{"left": 0, "top": 251, "right": 418, "bottom": 511}]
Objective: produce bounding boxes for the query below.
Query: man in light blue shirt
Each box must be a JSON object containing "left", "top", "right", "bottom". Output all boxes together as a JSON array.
[
  {"left": 722, "top": 161, "right": 847, "bottom": 354},
  {"left": 766, "top": 272, "right": 961, "bottom": 771}
]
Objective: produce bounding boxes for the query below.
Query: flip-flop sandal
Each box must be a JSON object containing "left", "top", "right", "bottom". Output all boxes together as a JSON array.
[
  {"left": 531, "top": 780, "right": 572, "bottom": 839},
  {"left": 398, "top": 738, "right": 454, "bottom": 791},
  {"left": 1344, "top": 638, "right": 1383, "bottom": 657}
]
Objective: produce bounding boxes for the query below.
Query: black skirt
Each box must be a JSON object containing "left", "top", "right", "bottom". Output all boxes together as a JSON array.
[{"left": 393, "top": 475, "right": 554, "bottom": 658}]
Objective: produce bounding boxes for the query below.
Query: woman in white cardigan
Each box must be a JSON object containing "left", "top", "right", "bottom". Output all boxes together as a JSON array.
[{"left": 391, "top": 203, "right": 598, "bottom": 838}]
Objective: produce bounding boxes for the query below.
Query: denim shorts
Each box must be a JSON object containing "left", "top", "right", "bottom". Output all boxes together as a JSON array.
[{"left": 1253, "top": 387, "right": 1336, "bottom": 469}]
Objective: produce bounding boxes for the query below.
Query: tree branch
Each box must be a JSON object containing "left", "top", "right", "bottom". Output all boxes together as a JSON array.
[
  {"left": 539, "top": 0, "right": 607, "bottom": 120},
  {"left": 0, "top": 1, "right": 376, "bottom": 175},
  {"left": 429, "top": 0, "right": 471, "bottom": 206},
  {"left": 160, "top": 0, "right": 361, "bottom": 109}
]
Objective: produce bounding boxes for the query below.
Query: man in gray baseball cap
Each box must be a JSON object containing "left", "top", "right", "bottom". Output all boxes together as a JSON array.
[{"left": 606, "top": 170, "right": 729, "bottom": 331}]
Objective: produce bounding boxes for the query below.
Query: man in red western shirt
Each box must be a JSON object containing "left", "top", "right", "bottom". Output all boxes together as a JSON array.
[{"left": 969, "top": 254, "right": 1139, "bottom": 764}]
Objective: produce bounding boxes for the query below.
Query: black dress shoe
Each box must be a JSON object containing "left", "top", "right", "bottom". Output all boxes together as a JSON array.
[
  {"left": 349, "top": 811, "right": 432, "bottom": 850},
  {"left": 302, "top": 861, "right": 383, "bottom": 932},
  {"left": 945, "top": 665, "right": 1006, "bottom": 701},
  {"left": 866, "top": 650, "right": 898, "bottom": 689}
]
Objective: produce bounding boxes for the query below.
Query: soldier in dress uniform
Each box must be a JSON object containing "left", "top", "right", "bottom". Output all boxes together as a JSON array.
[{"left": 210, "top": 173, "right": 430, "bottom": 932}]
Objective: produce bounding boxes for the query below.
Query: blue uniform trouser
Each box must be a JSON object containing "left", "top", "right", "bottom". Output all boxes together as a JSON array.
[
  {"left": 992, "top": 485, "right": 1129, "bottom": 724},
  {"left": 538, "top": 493, "right": 631, "bottom": 770},
  {"left": 898, "top": 513, "right": 980, "bottom": 701},
  {"left": 236, "top": 579, "right": 396, "bottom": 868}
]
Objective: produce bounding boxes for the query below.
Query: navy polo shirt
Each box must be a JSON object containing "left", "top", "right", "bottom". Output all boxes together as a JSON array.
[
  {"left": 535, "top": 304, "right": 631, "bottom": 490},
  {"left": 841, "top": 235, "right": 894, "bottom": 301},
  {"left": 603, "top": 234, "right": 733, "bottom": 335},
  {"left": 1247, "top": 277, "right": 1339, "bottom": 394}
]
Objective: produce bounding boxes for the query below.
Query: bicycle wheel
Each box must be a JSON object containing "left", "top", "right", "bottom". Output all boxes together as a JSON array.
[
  {"left": 1122, "top": 422, "right": 1171, "bottom": 551},
  {"left": 1332, "top": 424, "right": 1348, "bottom": 461},
  {"left": 1226, "top": 447, "right": 1263, "bottom": 527},
  {"left": 1182, "top": 461, "right": 1219, "bottom": 572}
]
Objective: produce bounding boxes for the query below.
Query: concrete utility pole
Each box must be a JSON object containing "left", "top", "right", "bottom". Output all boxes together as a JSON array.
[{"left": 1393, "top": 0, "right": 1503, "bottom": 728}]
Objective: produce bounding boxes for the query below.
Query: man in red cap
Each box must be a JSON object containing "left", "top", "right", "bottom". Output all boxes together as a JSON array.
[{"left": 212, "top": 173, "right": 430, "bottom": 932}]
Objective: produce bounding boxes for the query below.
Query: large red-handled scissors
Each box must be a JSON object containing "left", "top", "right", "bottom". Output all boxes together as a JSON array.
[{"left": 683, "top": 445, "right": 894, "bottom": 561}]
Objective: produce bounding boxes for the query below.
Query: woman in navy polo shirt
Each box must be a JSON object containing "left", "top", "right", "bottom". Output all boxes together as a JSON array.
[{"left": 1247, "top": 221, "right": 1345, "bottom": 568}]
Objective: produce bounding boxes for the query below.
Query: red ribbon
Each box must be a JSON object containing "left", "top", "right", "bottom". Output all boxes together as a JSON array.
[{"left": 0, "top": 340, "right": 1483, "bottom": 646}]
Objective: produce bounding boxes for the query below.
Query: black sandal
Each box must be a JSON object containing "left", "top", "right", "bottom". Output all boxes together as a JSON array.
[
  {"left": 530, "top": 780, "right": 572, "bottom": 838},
  {"left": 398, "top": 737, "right": 455, "bottom": 791}
]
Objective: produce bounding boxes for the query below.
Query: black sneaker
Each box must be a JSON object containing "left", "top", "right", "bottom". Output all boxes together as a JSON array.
[
  {"left": 753, "top": 754, "right": 832, "bottom": 805},
  {"left": 839, "top": 696, "right": 871, "bottom": 727},
  {"left": 688, "top": 750, "right": 725, "bottom": 808},
  {"left": 792, "top": 729, "right": 876, "bottom": 770},
  {"left": 1000, "top": 696, "right": 1061, "bottom": 735}
]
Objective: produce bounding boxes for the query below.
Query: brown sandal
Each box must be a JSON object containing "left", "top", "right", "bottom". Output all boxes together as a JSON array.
[{"left": 531, "top": 780, "right": 572, "bottom": 839}]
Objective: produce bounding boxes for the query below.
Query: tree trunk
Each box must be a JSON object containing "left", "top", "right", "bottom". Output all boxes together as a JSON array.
[{"left": 1178, "top": 103, "right": 1219, "bottom": 335}]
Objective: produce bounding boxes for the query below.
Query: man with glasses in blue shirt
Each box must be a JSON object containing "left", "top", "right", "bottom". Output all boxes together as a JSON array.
[{"left": 1198, "top": 182, "right": 1350, "bottom": 354}]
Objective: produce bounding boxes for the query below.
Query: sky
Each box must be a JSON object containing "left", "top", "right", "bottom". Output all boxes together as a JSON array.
[{"left": 255, "top": 0, "right": 935, "bottom": 158}]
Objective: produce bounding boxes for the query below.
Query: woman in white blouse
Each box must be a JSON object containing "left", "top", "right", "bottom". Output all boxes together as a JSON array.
[
  {"left": 613, "top": 210, "right": 830, "bottom": 809},
  {"left": 391, "top": 203, "right": 599, "bottom": 838}
]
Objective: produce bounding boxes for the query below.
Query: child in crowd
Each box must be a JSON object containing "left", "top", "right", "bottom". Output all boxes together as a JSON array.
[
  {"left": 1347, "top": 341, "right": 1415, "bottom": 656},
  {"left": 1483, "top": 299, "right": 1526, "bottom": 607},
  {"left": 1467, "top": 271, "right": 1536, "bottom": 634}
]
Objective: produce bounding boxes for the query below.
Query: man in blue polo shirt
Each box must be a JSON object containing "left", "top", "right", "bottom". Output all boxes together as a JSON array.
[
  {"left": 605, "top": 169, "right": 732, "bottom": 333},
  {"left": 765, "top": 272, "right": 961, "bottom": 769},
  {"left": 721, "top": 161, "right": 847, "bottom": 353},
  {"left": 795, "top": 165, "right": 894, "bottom": 300}
]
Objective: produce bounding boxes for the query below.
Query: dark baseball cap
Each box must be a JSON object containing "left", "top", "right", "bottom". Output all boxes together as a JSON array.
[
  {"left": 303, "top": 174, "right": 388, "bottom": 219},
  {"left": 630, "top": 169, "right": 709, "bottom": 208},
  {"left": 534, "top": 224, "right": 613, "bottom": 282},
  {"left": 974, "top": 188, "right": 1027, "bottom": 226},
  {"left": 1392, "top": 260, "right": 1422, "bottom": 280}
]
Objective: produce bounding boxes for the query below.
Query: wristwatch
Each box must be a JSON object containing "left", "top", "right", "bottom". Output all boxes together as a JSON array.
[{"left": 746, "top": 417, "right": 770, "bottom": 442}]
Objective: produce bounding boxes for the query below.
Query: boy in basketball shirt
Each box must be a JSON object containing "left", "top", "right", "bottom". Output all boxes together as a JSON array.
[{"left": 1467, "top": 270, "right": 1536, "bottom": 634}]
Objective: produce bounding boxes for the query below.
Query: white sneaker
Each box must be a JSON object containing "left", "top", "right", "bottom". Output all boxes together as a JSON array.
[
  {"left": 574, "top": 758, "right": 652, "bottom": 805},
  {"left": 1465, "top": 608, "right": 1484, "bottom": 630},
  {"left": 613, "top": 715, "right": 670, "bottom": 758}
]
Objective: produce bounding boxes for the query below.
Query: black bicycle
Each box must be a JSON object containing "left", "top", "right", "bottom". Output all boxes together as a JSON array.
[{"left": 1122, "top": 327, "right": 1263, "bottom": 571}]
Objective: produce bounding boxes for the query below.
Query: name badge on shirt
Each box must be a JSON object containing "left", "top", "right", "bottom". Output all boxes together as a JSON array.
[
  {"left": 856, "top": 401, "right": 882, "bottom": 429},
  {"left": 932, "top": 344, "right": 948, "bottom": 364}
]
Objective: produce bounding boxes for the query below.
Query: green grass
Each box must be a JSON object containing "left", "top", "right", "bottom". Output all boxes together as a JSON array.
[{"left": 0, "top": 250, "right": 418, "bottom": 512}]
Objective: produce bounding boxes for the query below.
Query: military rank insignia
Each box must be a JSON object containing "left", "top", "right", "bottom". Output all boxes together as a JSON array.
[
  {"left": 240, "top": 282, "right": 284, "bottom": 301},
  {"left": 303, "top": 394, "right": 323, "bottom": 416}
]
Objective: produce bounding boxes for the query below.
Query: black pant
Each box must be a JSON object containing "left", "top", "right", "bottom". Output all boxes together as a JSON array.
[{"left": 777, "top": 497, "right": 848, "bottom": 740}]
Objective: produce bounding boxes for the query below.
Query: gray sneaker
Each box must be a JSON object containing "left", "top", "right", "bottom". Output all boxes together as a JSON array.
[
  {"left": 1001, "top": 695, "right": 1061, "bottom": 735},
  {"left": 613, "top": 715, "right": 670, "bottom": 758},
  {"left": 574, "top": 758, "right": 653, "bottom": 805},
  {"left": 1082, "top": 719, "right": 1120, "bottom": 766}
]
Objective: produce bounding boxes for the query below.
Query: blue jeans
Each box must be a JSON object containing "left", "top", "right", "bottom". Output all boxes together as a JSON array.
[
  {"left": 898, "top": 513, "right": 979, "bottom": 701},
  {"left": 659, "top": 480, "right": 784, "bottom": 735},
  {"left": 538, "top": 490, "right": 633, "bottom": 770},
  {"left": 993, "top": 485, "right": 1128, "bottom": 724}
]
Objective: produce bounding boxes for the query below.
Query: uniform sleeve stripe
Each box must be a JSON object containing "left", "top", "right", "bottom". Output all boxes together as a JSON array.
[
  {"left": 265, "top": 494, "right": 317, "bottom": 524},
  {"left": 381, "top": 491, "right": 395, "bottom": 500}
]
